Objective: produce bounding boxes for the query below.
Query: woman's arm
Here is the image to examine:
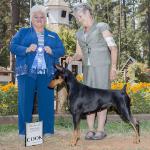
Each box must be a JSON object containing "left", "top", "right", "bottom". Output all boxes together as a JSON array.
[
  {"left": 102, "top": 30, "right": 118, "bottom": 80},
  {"left": 72, "top": 40, "right": 83, "bottom": 61},
  {"left": 9, "top": 28, "right": 28, "bottom": 56}
]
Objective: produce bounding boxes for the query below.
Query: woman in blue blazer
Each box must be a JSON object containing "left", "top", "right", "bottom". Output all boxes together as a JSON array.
[{"left": 10, "top": 5, "right": 65, "bottom": 139}]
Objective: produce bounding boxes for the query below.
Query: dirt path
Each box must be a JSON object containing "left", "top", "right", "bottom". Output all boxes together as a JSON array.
[{"left": 0, "top": 130, "right": 150, "bottom": 150}]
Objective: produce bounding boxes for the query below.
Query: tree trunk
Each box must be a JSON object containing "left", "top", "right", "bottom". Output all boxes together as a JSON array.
[
  {"left": 122, "top": 0, "right": 127, "bottom": 28},
  {"left": 147, "top": 4, "right": 150, "bottom": 67},
  {"left": 10, "top": 0, "right": 20, "bottom": 83},
  {"left": 118, "top": 0, "right": 122, "bottom": 70},
  {"left": 131, "top": 0, "right": 136, "bottom": 30}
]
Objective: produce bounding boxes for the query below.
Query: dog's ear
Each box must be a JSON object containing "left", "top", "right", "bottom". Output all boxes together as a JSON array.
[
  {"left": 55, "top": 64, "right": 64, "bottom": 71},
  {"left": 65, "top": 63, "right": 68, "bottom": 69}
]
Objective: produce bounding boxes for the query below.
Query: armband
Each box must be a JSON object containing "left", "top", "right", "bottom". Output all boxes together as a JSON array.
[{"left": 104, "top": 37, "right": 117, "bottom": 47}]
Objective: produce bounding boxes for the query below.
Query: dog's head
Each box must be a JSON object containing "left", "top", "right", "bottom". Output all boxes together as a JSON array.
[{"left": 48, "top": 64, "right": 72, "bottom": 88}]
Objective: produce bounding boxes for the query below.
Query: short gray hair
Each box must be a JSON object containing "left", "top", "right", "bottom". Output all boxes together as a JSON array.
[
  {"left": 73, "top": 3, "right": 93, "bottom": 16},
  {"left": 30, "top": 5, "right": 46, "bottom": 18}
]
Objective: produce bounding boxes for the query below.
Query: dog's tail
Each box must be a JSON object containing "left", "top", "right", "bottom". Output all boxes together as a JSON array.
[{"left": 121, "top": 84, "right": 127, "bottom": 94}]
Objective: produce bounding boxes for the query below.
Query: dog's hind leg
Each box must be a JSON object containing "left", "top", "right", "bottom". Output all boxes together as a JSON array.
[
  {"left": 71, "top": 114, "right": 80, "bottom": 146},
  {"left": 119, "top": 107, "right": 140, "bottom": 144},
  {"left": 115, "top": 94, "right": 140, "bottom": 144},
  {"left": 130, "top": 117, "right": 140, "bottom": 144}
]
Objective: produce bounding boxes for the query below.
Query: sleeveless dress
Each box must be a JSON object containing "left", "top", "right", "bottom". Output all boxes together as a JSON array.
[{"left": 76, "top": 22, "right": 111, "bottom": 89}]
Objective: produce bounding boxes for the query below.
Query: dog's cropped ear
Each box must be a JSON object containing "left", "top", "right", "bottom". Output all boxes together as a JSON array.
[{"left": 55, "top": 64, "right": 64, "bottom": 71}]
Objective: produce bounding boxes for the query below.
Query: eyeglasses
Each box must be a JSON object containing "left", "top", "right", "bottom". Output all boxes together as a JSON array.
[{"left": 33, "top": 16, "right": 45, "bottom": 20}]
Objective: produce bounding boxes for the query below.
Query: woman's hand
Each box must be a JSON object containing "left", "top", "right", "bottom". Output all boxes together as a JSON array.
[
  {"left": 44, "top": 46, "right": 52, "bottom": 55},
  {"left": 26, "top": 44, "right": 37, "bottom": 53},
  {"left": 66, "top": 56, "right": 74, "bottom": 64},
  {"left": 110, "top": 67, "right": 117, "bottom": 81},
  {"left": 66, "top": 53, "right": 82, "bottom": 64}
]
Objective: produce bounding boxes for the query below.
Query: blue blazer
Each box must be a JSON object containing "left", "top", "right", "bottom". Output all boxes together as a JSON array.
[{"left": 10, "top": 27, "right": 65, "bottom": 77}]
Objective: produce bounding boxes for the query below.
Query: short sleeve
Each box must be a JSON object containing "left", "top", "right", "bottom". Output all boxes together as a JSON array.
[{"left": 96, "top": 22, "right": 110, "bottom": 32}]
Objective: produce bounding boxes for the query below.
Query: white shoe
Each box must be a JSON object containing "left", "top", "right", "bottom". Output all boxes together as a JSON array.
[
  {"left": 19, "top": 134, "right": 25, "bottom": 140},
  {"left": 18, "top": 134, "right": 25, "bottom": 147},
  {"left": 44, "top": 133, "right": 53, "bottom": 142}
]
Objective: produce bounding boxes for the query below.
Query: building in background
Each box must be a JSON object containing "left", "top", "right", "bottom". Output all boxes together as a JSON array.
[
  {"left": 0, "top": 66, "right": 13, "bottom": 83},
  {"left": 45, "top": 0, "right": 72, "bottom": 32}
]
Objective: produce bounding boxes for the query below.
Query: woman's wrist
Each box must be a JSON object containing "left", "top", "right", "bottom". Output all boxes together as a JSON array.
[
  {"left": 111, "top": 64, "right": 117, "bottom": 71},
  {"left": 72, "top": 54, "right": 82, "bottom": 61}
]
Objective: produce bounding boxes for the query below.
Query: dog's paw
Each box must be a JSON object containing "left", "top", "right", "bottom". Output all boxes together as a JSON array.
[
  {"left": 136, "top": 138, "right": 140, "bottom": 144},
  {"left": 70, "top": 138, "right": 79, "bottom": 146},
  {"left": 70, "top": 141, "right": 76, "bottom": 146},
  {"left": 133, "top": 137, "right": 140, "bottom": 144}
]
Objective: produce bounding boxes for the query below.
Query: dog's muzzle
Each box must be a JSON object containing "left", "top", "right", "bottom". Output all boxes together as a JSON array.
[{"left": 48, "top": 78, "right": 64, "bottom": 88}]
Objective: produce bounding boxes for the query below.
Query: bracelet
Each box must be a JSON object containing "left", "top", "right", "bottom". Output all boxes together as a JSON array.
[{"left": 26, "top": 48, "right": 30, "bottom": 53}]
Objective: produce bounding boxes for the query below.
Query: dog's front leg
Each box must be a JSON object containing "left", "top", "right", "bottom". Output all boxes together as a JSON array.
[
  {"left": 71, "top": 115, "right": 80, "bottom": 146},
  {"left": 71, "top": 129, "right": 78, "bottom": 146}
]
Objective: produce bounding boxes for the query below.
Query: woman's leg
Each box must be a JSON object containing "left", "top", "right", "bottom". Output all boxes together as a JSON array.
[
  {"left": 17, "top": 75, "right": 27, "bottom": 135},
  {"left": 92, "top": 109, "right": 107, "bottom": 140},
  {"left": 97, "top": 109, "right": 107, "bottom": 132},
  {"left": 86, "top": 113, "right": 95, "bottom": 131},
  {"left": 85, "top": 113, "right": 96, "bottom": 139},
  {"left": 37, "top": 75, "right": 54, "bottom": 134},
  {"left": 24, "top": 76, "right": 36, "bottom": 123},
  {"left": 17, "top": 75, "right": 35, "bottom": 135}
]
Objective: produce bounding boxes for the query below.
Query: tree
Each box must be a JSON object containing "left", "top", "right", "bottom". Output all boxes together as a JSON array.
[
  {"left": 10, "top": 0, "right": 21, "bottom": 83},
  {"left": 87, "top": 0, "right": 147, "bottom": 68},
  {"left": 137, "top": 0, "right": 150, "bottom": 67},
  {"left": 0, "top": 0, "right": 11, "bottom": 67},
  {"left": 58, "top": 26, "right": 76, "bottom": 55}
]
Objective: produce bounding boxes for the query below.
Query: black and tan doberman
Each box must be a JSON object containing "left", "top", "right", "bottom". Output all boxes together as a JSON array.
[{"left": 49, "top": 65, "right": 140, "bottom": 146}]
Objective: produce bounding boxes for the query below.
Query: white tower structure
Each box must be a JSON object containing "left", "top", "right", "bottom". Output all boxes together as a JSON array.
[{"left": 45, "top": 0, "right": 71, "bottom": 32}]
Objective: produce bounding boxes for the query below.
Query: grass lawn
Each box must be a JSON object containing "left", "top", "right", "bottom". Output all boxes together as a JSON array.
[{"left": 1, "top": 116, "right": 150, "bottom": 135}]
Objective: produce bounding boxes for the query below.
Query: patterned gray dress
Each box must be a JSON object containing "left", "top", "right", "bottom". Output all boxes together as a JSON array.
[{"left": 76, "top": 22, "right": 111, "bottom": 89}]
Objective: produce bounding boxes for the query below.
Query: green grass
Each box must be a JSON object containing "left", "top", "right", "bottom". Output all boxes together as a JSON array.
[
  {"left": 1, "top": 116, "right": 150, "bottom": 135},
  {"left": 0, "top": 124, "right": 17, "bottom": 135}
]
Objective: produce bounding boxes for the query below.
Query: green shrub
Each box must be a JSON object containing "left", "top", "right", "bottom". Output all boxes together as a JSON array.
[
  {"left": 58, "top": 26, "right": 76, "bottom": 55},
  {"left": 127, "top": 62, "right": 150, "bottom": 82},
  {"left": 0, "top": 81, "right": 150, "bottom": 115},
  {"left": 130, "top": 90, "right": 150, "bottom": 114},
  {"left": 0, "top": 85, "right": 18, "bottom": 115}
]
